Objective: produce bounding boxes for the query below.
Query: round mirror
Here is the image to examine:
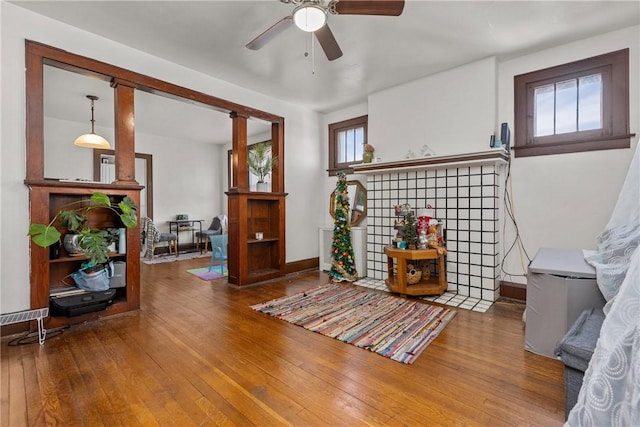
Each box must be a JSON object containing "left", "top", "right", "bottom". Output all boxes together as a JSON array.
[{"left": 330, "top": 180, "right": 367, "bottom": 226}]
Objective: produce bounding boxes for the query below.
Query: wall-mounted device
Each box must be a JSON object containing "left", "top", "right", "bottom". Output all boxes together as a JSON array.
[{"left": 501, "top": 122, "right": 511, "bottom": 154}]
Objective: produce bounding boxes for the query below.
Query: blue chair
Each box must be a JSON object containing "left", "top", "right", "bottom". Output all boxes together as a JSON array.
[{"left": 208, "top": 234, "right": 228, "bottom": 273}]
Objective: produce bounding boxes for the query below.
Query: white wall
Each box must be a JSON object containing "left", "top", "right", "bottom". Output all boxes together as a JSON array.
[
  {"left": 498, "top": 25, "right": 639, "bottom": 283},
  {"left": 134, "top": 132, "right": 221, "bottom": 233},
  {"left": 368, "top": 56, "right": 498, "bottom": 161},
  {"left": 321, "top": 102, "right": 368, "bottom": 227},
  {"left": 1, "top": 3, "right": 324, "bottom": 312},
  {"left": 323, "top": 26, "right": 638, "bottom": 287},
  {"left": 44, "top": 116, "right": 222, "bottom": 235},
  {"left": 44, "top": 117, "right": 99, "bottom": 180}
]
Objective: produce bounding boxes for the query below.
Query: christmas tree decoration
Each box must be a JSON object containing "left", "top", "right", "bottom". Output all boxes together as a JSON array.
[
  {"left": 403, "top": 209, "right": 418, "bottom": 249},
  {"left": 329, "top": 172, "right": 358, "bottom": 282}
]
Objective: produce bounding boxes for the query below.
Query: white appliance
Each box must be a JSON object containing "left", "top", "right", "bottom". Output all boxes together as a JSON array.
[{"left": 525, "top": 247, "right": 606, "bottom": 358}]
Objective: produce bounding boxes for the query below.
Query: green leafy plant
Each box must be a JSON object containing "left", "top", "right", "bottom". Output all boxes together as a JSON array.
[
  {"left": 28, "top": 192, "right": 138, "bottom": 265},
  {"left": 248, "top": 142, "right": 278, "bottom": 183},
  {"left": 403, "top": 210, "right": 418, "bottom": 249}
]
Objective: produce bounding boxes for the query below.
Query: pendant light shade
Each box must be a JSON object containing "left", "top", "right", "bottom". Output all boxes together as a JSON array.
[
  {"left": 292, "top": 4, "right": 327, "bottom": 32},
  {"left": 74, "top": 95, "right": 111, "bottom": 149}
]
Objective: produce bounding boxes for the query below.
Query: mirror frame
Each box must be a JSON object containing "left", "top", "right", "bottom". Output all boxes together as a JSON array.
[{"left": 329, "top": 180, "right": 367, "bottom": 226}]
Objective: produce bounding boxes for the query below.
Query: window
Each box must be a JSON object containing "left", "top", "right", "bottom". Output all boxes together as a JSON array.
[
  {"left": 328, "top": 115, "right": 368, "bottom": 175},
  {"left": 514, "top": 49, "right": 632, "bottom": 158}
]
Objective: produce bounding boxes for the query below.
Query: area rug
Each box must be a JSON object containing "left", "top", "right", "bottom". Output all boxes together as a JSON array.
[
  {"left": 141, "top": 251, "right": 210, "bottom": 265},
  {"left": 187, "top": 266, "right": 228, "bottom": 281},
  {"left": 250, "top": 283, "right": 456, "bottom": 364}
]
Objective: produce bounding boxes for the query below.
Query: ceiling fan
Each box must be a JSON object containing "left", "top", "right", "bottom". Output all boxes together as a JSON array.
[{"left": 246, "top": 0, "right": 405, "bottom": 61}]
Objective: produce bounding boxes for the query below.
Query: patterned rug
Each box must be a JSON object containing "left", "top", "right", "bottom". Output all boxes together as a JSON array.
[
  {"left": 187, "top": 266, "right": 228, "bottom": 281},
  {"left": 250, "top": 283, "right": 456, "bottom": 364},
  {"left": 141, "top": 251, "right": 209, "bottom": 265}
]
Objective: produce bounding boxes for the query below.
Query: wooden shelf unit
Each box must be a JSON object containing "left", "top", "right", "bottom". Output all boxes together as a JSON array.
[
  {"left": 227, "top": 190, "right": 286, "bottom": 286},
  {"left": 24, "top": 41, "right": 287, "bottom": 320},
  {"left": 384, "top": 246, "right": 448, "bottom": 296},
  {"left": 26, "top": 180, "right": 142, "bottom": 328}
]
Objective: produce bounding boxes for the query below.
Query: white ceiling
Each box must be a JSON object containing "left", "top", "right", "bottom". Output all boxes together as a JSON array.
[{"left": 13, "top": 0, "right": 640, "bottom": 144}]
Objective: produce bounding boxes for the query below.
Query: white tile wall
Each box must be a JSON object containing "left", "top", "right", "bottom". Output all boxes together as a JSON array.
[{"left": 365, "top": 164, "right": 504, "bottom": 302}]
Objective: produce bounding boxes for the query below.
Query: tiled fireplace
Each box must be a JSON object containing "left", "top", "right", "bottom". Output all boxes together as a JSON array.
[{"left": 352, "top": 150, "right": 509, "bottom": 304}]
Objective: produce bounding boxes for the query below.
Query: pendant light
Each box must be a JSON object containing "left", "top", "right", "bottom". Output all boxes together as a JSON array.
[{"left": 74, "top": 95, "right": 111, "bottom": 149}]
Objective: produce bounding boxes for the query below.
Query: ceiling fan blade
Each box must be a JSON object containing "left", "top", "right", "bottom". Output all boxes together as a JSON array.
[
  {"left": 315, "top": 24, "right": 343, "bottom": 61},
  {"left": 333, "top": 0, "right": 405, "bottom": 16},
  {"left": 246, "top": 16, "right": 293, "bottom": 50}
]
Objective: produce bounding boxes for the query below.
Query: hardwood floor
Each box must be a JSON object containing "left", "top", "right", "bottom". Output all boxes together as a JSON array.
[{"left": 2, "top": 258, "right": 565, "bottom": 426}]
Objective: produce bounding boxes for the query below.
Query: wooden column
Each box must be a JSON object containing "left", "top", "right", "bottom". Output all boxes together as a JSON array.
[
  {"left": 111, "top": 78, "right": 138, "bottom": 185},
  {"left": 271, "top": 120, "right": 285, "bottom": 193},
  {"left": 25, "top": 41, "right": 45, "bottom": 180},
  {"left": 230, "top": 112, "right": 249, "bottom": 191}
]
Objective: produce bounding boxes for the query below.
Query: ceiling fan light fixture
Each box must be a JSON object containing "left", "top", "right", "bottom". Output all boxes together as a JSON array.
[
  {"left": 74, "top": 95, "right": 111, "bottom": 149},
  {"left": 293, "top": 4, "right": 327, "bottom": 32}
]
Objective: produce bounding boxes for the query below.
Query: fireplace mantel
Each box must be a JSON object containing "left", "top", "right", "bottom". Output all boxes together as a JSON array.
[
  {"left": 352, "top": 148, "right": 509, "bottom": 175},
  {"left": 358, "top": 147, "right": 508, "bottom": 302}
]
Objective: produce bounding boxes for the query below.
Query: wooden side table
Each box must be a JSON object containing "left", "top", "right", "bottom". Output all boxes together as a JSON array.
[{"left": 384, "top": 246, "right": 448, "bottom": 296}]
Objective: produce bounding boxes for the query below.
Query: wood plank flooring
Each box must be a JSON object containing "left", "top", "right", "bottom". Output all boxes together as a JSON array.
[{"left": 2, "top": 257, "right": 565, "bottom": 426}]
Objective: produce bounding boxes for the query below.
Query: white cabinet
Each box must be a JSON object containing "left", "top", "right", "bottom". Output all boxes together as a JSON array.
[{"left": 319, "top": 226, "right": 367, "bottom": 278}]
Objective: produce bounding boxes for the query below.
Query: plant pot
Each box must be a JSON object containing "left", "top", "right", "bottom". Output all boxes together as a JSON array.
[
  {"left": 256, "top": 182, "right": 269, "bottom": 192},
  {"left": 362, "top": 152, "right": 374, "bottom": 163},
  {"left": 63, "top": 233, "right": 84, "bottom": 256}
]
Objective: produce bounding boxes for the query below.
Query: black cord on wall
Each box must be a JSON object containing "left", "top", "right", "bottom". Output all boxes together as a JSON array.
[{"left": 501, "top": 157, "right": 532, "bottom": 279}]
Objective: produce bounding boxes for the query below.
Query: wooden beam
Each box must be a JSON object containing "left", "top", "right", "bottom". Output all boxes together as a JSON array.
[{"left": 111, "top": 78, "right": 138, "bottom": 185}]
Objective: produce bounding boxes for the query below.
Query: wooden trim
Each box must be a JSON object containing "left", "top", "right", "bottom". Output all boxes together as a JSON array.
[
  {"left": 1, "top": 323, "right": 30, "bottom": 338},
  {"left": 514, "top": 48, "right": 631, "bottom": 158},
  {"left": 26, "top": 40, "right": 286, "bottom": 185},
  {"left": 24, "top": 179, "right": 144, "bottom": 190},
  {"left": 514, "top": 137, "right": 631, "bottom": 158},
  {"left": 231, "top": 113, "right": 249, "bottom": 190},
  {"left": 112, "top": 82, "right": 137, "bottom": 184},
  {"left": 328, "top": 115, "right": 368, "bottom": 175},
  {"left": 352, "top": 149, "right": 509, "bottom": 174},
  {"left": 500, "top": 280, "right": 527, "bottom": 302},
  {"left": 25, "top": 42, "right": 45, "bottom": 180},
  {"left": 26, "top": 40, "right": 288, "bottom": 309},
  {"left": 286, "top": 257, "right": 320, "bottom": 274},
  {"left": 271, "top": 121, "right": 285, "bottom": 193},
  {"left": 28, "top": 40, "right": 281, "bottom": 122}
]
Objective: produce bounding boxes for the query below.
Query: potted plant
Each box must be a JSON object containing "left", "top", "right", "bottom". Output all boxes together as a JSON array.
[
  {"left": 28, "top": 192, "right": 138, "bottom": 266},
  {"left": 248, "top": 142, "right": 277, "bottom": 191},
  {"left": 363, "top": 143, "right": 375, "bottom": 163}
]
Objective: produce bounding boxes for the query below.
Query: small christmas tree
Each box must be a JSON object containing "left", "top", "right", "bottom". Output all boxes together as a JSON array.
[
  {"left": 404, "top": 209, "right": 418, "bottom": 249},
  {"left": 329, "top": 172, "right": 358, "bottom": 282}
]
